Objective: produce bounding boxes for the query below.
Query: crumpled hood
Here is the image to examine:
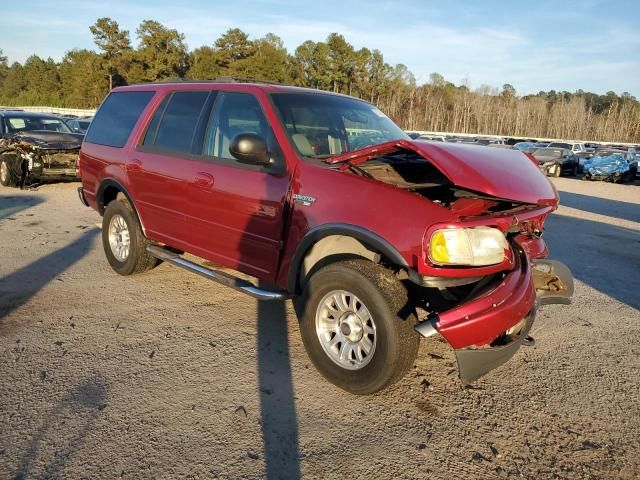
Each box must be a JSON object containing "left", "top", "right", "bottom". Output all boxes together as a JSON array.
[
  {"left": 327, "top": 139, "right": 558, "bottom": 206},
  {"left": 11, "top": 131, "right": 83, "bottom": 150}
]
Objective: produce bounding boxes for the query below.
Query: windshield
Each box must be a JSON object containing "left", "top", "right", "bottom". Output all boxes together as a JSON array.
[
  {"left": 533, "top": 148, "right": 563, "bottom": 158},
  {"left": 271, "top": 93, "right": 409, "bottom": 159},
  {"left": 4, "top": 116, "right": 72, "bottom": 134},
  {"left": 547, "top": 142, "right": 571, "bottom": 149}
]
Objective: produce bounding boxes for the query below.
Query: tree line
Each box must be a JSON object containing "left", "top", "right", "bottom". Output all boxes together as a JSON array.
[{"left": 0, "top": 18, "right": 638, "bottom": 142}]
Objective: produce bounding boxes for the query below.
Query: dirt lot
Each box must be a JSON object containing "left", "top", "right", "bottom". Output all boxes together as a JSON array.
[{"left": 0, "top": 178, "right": 639, "bottom": 479}]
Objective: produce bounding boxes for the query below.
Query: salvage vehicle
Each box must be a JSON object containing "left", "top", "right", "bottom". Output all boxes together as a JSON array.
[
  {"left": 78, "top": 80, "right": 574, "bottom": 394},
  {"left": 582, "top": 151, "right": 637, "bottom": 182},
  {"left": 0, "top": 111, "right": 82, "bottom": 187},
  {"left": 530, "top": 147, "right": 579, "bottom": 177}
]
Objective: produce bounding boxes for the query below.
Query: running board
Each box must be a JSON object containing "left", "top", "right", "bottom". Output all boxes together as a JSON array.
[{"left": 146, "top": 245, "right": 289, "bottom": 301}]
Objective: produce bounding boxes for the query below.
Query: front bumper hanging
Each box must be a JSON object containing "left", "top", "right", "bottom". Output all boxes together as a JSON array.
[
  {"left": 415, "top": 254, "right": 574, "bottom": 385},
  {"left": 455, "top": 307, "right": 536, "bottom": 385}
]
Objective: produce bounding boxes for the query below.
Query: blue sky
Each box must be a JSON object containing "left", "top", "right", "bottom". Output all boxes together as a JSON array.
[{"left": 1, "top": 0, "right": 639, "bottom": 96}]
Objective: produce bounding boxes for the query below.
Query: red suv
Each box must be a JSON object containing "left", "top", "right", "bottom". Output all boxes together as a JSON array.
[{"left": 78, "top": 80, "right": 573, "bottom": 394}]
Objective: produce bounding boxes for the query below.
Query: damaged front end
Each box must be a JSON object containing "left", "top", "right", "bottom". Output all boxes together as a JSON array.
[
  {"left": 0, "top": 132, "right": 81, "bottom": 188},
  {"left": 416, "top": 249, "right": 574, "bottom": 385},
  {"left": 328, "top": 139, "right": 574, "bottom": 384}
]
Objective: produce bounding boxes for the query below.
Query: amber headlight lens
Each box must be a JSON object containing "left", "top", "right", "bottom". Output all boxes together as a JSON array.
[{"left": 429, "top": 227, "right": 507, "bottom": 266}]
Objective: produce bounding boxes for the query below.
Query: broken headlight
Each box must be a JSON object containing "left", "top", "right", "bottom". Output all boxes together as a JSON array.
[{"left": 427, "top": 227, "right": 508, "bottom": 266}]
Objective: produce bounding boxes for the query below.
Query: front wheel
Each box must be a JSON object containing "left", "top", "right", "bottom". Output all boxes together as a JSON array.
[
  {"left": 102, "top": 197, "right": 159, "bottom": 275},
  {"left": 294, "top": 259, "right": 419, "bottom": 395},
  {"left": 0, "top": 159, "right": 18, "bottom": 187}
]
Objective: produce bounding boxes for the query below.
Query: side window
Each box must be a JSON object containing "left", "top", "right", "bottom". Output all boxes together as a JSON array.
[
  {"left": 85, "top": 91, "right": 155, "bottom": 148},
  {"left": 142, "top": 95, "right": 170, "bottom": 146},
  {"left": 151, "top": 91, "right": 210, "bottom": 154},
  {"left": 203, "top": 92, "right": 280, "bottom": 164}
]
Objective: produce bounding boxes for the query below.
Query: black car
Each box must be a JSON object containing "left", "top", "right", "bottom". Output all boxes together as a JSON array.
[
  {"left": 530, "top": 147, "right": 580, "bottom": 177},
  {"left": 0, "top": 111, "right": 83, "bottom": 187}
]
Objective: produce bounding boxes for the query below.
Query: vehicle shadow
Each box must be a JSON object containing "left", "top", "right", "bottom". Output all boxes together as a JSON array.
[
  {"left": 238, "top": 173, "right": 301, "bottom": 479},
  {"left": 12, "top": 374, "right": 108, "bottom": 480},
  {"left": 0, "top": 194, "right": 44, "bottom": 221},
  {"left": 544, "top": 213, "right": 640, "bottom": 309},
  {"left": 256, "top": 288, "right": 301, "bottom": 479},
  {"left": 557, "top": 190, "right": 640, "bottom": 223},
  {"left": 0, "top": 229, "right": 98, "bottom": 323}
]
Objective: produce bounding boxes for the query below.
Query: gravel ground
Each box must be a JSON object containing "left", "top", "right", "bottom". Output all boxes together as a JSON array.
[{"left": 0, "top": 178, "right": 639, "bottom": 480}]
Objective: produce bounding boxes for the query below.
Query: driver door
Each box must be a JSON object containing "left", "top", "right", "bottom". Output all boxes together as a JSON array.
[{"left": 184, "top": 91, "right": 290, "bottom": 281}]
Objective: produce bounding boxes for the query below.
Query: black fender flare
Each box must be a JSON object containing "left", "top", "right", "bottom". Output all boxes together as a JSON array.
[
  {"left": 96, "top": 178, "right": 146, "bottom": 232},
  {"left": 286, "top": 223, "right": 409, "bottom": 293}
]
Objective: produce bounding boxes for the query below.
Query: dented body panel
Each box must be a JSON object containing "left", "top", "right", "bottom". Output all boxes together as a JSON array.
[
  {"left": 0, "top": 131, "right": 81, "bottom": 186},
  {"left": 327, "top": 139, "right": 558, "bottom": 206}
]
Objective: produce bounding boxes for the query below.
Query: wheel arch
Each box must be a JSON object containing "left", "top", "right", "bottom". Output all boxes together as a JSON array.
[
  {"left": 286, "top": 223, "right": 409, "bottom": 293},
  {"left": 96, "top": 178, "right": 146, "bottom": 234}
]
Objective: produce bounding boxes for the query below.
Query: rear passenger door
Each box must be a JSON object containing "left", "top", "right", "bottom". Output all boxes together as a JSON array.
[
  {"left": 131, "top": 90, "right": 212, "bottom": 247},
  {"left": 183, "top": 91, "right": 291, "bottom": 281}
]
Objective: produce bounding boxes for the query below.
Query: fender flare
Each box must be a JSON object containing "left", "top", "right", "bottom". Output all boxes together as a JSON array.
[
  {"left": 96, "top": 178, "right": 146, "bottom": 233},
  {"left": 286, "top": 223, "right": 409, "bottom": 293}
]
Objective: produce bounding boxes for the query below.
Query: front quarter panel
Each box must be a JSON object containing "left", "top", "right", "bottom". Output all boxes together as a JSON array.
[{"left": 276, "top": 161, "right": 456, "bottom": 288}]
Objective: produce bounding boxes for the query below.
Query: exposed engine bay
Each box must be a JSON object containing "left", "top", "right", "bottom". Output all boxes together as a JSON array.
[
  {"left": 344, "top": 150, "right": 533, "bottom": 217},
  {"left": 0, "top": 132, "right": 80, "bottom": 188}
]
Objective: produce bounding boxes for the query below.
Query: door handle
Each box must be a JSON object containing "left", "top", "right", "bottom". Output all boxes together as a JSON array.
[
  {"left": 128, "top": 159, "right": 143, "bottom": 171},
  {"left": 194, "top": 172, "right": 214, "bottom": 188}
]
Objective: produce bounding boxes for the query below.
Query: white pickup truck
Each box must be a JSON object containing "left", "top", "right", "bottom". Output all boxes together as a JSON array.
[{"left": 547, "top": 142, "right": 587, "bottom": 154}]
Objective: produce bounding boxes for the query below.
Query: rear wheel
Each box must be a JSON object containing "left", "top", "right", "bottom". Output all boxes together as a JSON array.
[
  {"left": 102, "top": 197, "right": 159, "bottom": 275},
  {"left": 0, "top": 160, "right": 18, "bottom": 187},
  {"left": 294, "top": 259, "right": 419, "bottom": 394}
]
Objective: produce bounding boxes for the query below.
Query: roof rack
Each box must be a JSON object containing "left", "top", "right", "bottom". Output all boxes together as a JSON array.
[
  {"left": 213, "top": 76, "right": 284, "bottom": 85},
  {"left": 132, "top": 77, "right": 285, "bottom": 87}
]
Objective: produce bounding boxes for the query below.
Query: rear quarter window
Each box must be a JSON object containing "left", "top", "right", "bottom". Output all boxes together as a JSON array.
[
  {"left": 85, "top": 91, "right": 155, "bottom": 148},
  {"left": 150, "top": 91, "right": 210, "bottom": 154}
]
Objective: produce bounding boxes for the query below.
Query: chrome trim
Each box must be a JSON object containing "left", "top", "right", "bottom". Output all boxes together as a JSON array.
[
  {"left": 315, "top": 289, "right": 377, "bottom": 370},
  {"left": 146, "top": 245, "right": 288, "bottom": 301},
  {"left": 108, "top": 214, "right": 131, "bottom": 262}
]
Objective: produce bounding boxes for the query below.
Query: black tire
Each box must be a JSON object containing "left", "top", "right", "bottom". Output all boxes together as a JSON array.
[
  {"left": 0, "top": 159, "right": 18, "bottom": 187},
  {"left": 294, "top": 259, "right": 419, "bottom": 395},
  {"left": 102, "top": 197, "right": 159, "bottom": 275},
  {"left": 572, "top": 164, "right": 578, "bottom": 176}
]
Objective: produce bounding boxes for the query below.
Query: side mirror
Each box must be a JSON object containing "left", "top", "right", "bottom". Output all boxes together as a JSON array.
[{"left": 229, "top": 133, "right": 271, "bottom": 166}]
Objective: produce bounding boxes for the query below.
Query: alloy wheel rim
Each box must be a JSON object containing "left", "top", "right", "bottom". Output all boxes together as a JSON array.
[
  {"left": 108, "top": 214, "right": 131, "bottom": 262},
  {"left": 315, "top": 290, "right": 377, "bottom": 370},
  {"left": 0, "top": 162, "right": 7, "bottom": 183}
]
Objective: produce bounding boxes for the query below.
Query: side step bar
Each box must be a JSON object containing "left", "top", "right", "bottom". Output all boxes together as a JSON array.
[{"left": 146, "top": 245, "right": 289, "bottom": 301}]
